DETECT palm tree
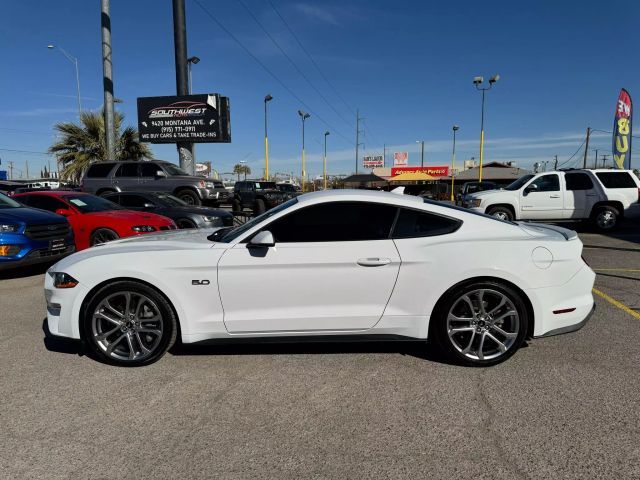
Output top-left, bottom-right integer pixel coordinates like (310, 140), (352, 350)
(49, 110), (153, 181)
(233, 163), (251, 181)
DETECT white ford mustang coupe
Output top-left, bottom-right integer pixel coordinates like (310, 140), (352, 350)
(45, 189), (595, 367)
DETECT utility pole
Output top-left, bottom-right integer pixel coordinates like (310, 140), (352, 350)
(101, 0), (116, 161)
(173, 0), (195, 174)
(601, 154), (609, 169)
(8, 161), (13, 180)
(553, 155), (558, 170)
(593, 149), (598, 169)
(383, 143), (386, 168)
(582, 127), (591, 169)
(25, 160), (29, 180)
(355, 109), (364, 174)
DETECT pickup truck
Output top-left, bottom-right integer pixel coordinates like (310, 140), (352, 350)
(464, 169), (640, 230)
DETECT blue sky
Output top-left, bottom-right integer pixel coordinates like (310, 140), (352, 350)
(0, 0), (639, 179)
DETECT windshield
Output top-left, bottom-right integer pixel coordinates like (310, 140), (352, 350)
(160, 163), (190, 176)
(504, 174), (534, 191)
(152, 193), (188, 207)
(67, 195), (123, 213)
(209, 197), (298, 243)
(0, 192), (21, 208)
(255, 182), (277, 190)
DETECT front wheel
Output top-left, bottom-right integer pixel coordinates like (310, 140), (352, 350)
(592, 206), (619, 231)
(486, 206), (514, 222)
(254, 198), (266, 214)
(431, 281), (528, 366)
(176, 189), (201, 206)
(83, 281), (177, 366)
(90, 228), (119, 246)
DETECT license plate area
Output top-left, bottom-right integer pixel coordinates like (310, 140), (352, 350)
(50, 239), (66, 251)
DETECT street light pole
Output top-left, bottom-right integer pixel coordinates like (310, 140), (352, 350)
(324, 131), (330, 190)
(100, 0), (116, 161)
(264, 94), (273, 180)
(298, 110), (310, 192)
(451, 125), (459, 202)
(187, 56), (200, 94)
(473, 74), (499, 182)
(416, 140), (425, 167)
(47, 45), (82, 119)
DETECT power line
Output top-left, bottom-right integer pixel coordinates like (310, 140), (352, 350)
(265, 0), (355, 117)
(236, 0), (354, 131)
(191, 0), (354, 147)
(558, 136), (586, 168)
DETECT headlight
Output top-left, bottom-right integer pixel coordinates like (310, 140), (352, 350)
(0, 224), (19, 232)
(49, 272), (79, 289)
(471, 199), (482, 207)
(132, 225), (156, 232)
(202, 215), (221, 224)
(0, 245), (20, 256)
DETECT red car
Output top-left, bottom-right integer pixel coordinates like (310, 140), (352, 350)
(14, 191), (176, 250)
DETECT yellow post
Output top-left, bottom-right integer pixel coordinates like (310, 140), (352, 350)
(479, 129), (484, 183)
(301, 148), (306, 193)
(264, 136), (269, 180)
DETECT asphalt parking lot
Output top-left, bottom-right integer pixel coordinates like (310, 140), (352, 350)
(1, 222), (639, 479)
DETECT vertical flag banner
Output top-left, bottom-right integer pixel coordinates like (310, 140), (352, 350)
(613, 89), (632, 169)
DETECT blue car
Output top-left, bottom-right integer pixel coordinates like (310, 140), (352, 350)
(0, 192), (75, 270)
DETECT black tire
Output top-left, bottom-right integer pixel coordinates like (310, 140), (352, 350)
(97, 189), (116, 198)
(232, 199), (242, 213)
(486, 206), (514, 222)
(254, 198), (266, 215)
(176, 218), (197, 229)
(176, 189), (201, 206)
(430, 280), (529, 367)
(90, 228), (119, 246)
(83, 280), (177, 367)
(592, 205), (619, 231)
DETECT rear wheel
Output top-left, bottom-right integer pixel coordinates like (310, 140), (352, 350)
(486, 206), (514, 222)
(90, 228), (119, 246)
(176, 189), (201, 206)
(83, 281), (177, 366)
(432, 281), (528, 366)
(592, 206), (619, 231)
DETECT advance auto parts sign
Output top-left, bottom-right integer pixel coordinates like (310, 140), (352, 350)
(137, 94), (231, 144)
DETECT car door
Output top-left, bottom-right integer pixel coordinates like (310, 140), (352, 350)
(563, 172), (597, 219)
(118, 193), (151, 211)
(519, 173), (564, 220)
(112, 163), (140, 191)
(217, 201), (401, 333)
(138, 162), (165, 192)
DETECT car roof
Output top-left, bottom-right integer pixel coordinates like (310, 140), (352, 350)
(14, 190), (88, 197)
(297, 189), (424, 207)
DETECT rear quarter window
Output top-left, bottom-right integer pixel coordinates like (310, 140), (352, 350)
(85, 163), (116, 178)
(393, 208), (462, 238)
(596, 172), (637, 188)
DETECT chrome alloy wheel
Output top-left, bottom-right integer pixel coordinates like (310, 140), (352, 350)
(446, 289), (520, 361)
(492, 211), (509, 221)
(92, 291), (164, 362)
(596, 210), (616, 230)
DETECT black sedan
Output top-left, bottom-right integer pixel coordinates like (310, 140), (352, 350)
(104, 191), (233, 229)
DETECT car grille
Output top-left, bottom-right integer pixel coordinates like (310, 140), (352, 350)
(31, 246), (74, 258)
(24, 223), (70, 240)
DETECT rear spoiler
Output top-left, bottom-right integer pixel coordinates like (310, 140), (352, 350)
(516, 222), (578, 241)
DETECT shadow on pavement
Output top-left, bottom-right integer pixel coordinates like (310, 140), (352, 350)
(0, 262), (53, 280)
(42, 318), (85, 356)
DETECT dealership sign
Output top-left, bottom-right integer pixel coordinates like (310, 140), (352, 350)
(391, 166), (449, 177)
(137, 94), (231, 144)
(363, 155), (384, 168)
(393, 152), (408, 166)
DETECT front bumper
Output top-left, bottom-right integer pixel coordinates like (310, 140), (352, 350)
(45, 271), (87, 340)
(0, 245), (75, 271)
(199, 188), (230, 202)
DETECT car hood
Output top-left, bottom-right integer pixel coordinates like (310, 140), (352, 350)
(85, 209), (172, 224)
(467, 189), (509, 200)
(160, 205), (232, 217)
(0, 207), (66, 225)
(51, 227), (223, 271)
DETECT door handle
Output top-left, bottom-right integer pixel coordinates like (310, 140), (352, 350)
(357, 257), (391, 267)
(550, 194), (560, 198)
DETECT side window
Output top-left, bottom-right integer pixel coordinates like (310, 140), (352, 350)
(139, 163), (160, 177)
(596, 172), (637, 188)
(529, 174), (559, 192)
(115, 163), (139, 177)
(393, 208), (461, 238)
(119, 194), (148, 208)
(21, 195), (67, 213)
(265, 201), (397, 243)
(565, 173), (594, 191)
(86, 162), (116, 178)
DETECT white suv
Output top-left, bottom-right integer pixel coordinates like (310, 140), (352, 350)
(465, 169), (640, 230)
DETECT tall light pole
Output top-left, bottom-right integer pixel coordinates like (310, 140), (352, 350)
(187, 56), (200, 94)
(416, 140), (425, 167)
(47, 45), (82, 119)
(473, 74), (499, 182)
(298, 110), (310, 191)
(451, 125), (459, 202)
(100, 0), (116, 161)
(264, 94), (273, 180)
(323, 131), (330, 190)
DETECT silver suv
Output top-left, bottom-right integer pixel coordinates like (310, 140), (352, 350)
(81, 161), (229, 206)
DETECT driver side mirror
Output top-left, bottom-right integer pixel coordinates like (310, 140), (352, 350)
(155, 170), (167, 178)
(523, 183), (538, 196)
(248, 230), (275, 248)
(55, 208), (73, 217)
